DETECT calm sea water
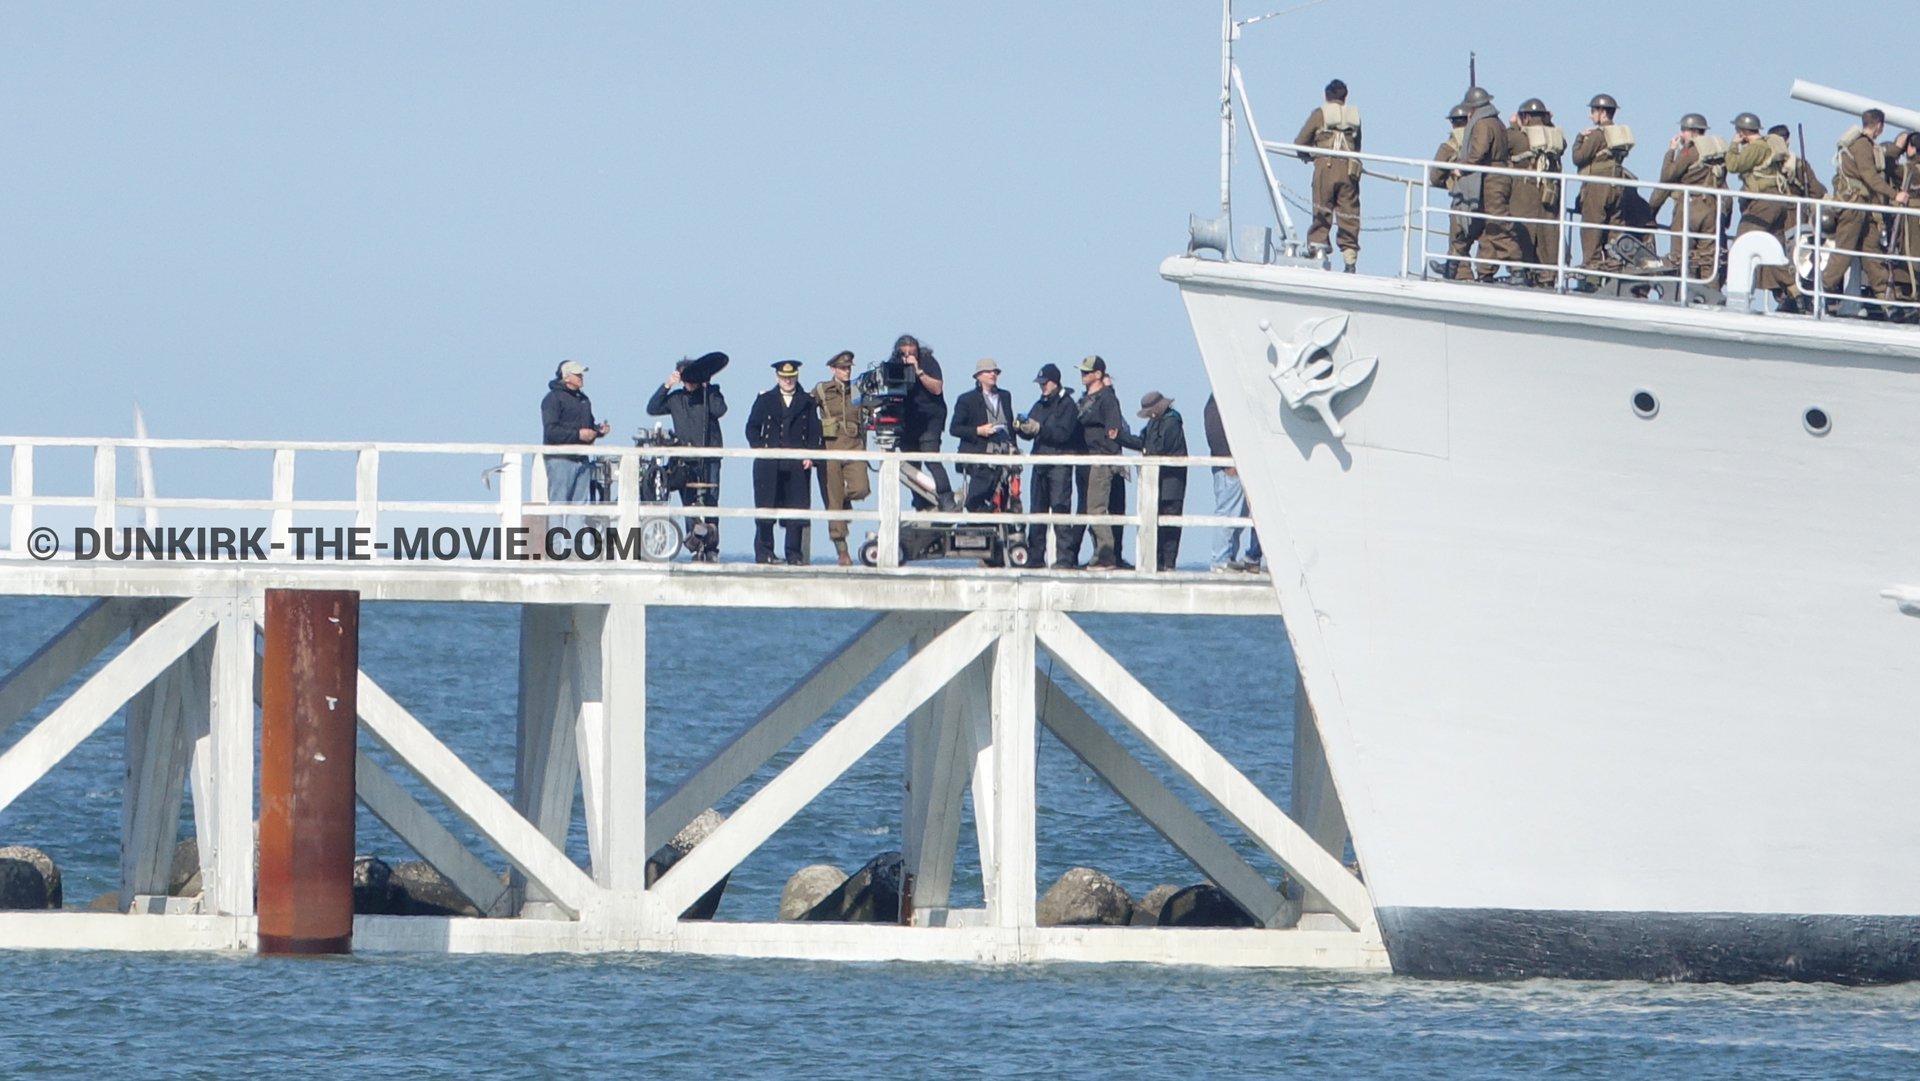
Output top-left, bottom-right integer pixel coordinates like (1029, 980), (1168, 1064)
(1, 594), (1916, 1078)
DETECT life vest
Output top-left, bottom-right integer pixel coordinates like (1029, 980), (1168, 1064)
(1601, 124), (1635, 161)
(1317, 103), (1361, 151)
(1691, 134), (1729, 184)
(1514, 124), (1566, 169)
(1833, 126), (1887, 200)
(1746, 134), (1792, 194)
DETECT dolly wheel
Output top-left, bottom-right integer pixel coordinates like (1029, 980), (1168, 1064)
(858, 540), (881, 567)
(1007, 543), (1031, 568)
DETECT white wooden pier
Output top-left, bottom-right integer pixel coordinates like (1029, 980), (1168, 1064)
(0, 436), (1383, 970)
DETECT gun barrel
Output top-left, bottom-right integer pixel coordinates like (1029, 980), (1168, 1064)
(1789, 79), (1920, 133)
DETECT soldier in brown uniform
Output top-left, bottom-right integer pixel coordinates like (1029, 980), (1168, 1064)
(1650, 113), (1728, 285)
(1769, 125), (1827, 204)
(1724, 114), (1805, 308)
(1888, 132), (1920, 319)
(1453, 87), (1526, 280)
(1572, 94), (1633, 279)
(1822, 108), (1908, 309)
(1507, 98), (1565, 286)
(811, 351), (871, 565)
(1294, 79), (1362, 272)
(1430, 104), (1471, 278)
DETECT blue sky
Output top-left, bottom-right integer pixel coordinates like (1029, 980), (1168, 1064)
(1, 1), (1911, 483)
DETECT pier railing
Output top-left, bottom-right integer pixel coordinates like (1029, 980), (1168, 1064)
(1, 437), (1256, 573)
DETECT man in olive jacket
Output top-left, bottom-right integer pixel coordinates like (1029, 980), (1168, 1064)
(1072, 355), (1131, 570)
(745, 360), (822, 564)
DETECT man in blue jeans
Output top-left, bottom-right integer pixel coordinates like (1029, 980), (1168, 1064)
(541, 360), (609, 531)
(1204, 395), (1262, 571)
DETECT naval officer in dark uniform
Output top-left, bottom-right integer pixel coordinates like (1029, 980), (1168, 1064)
(746, 359), (823, 564)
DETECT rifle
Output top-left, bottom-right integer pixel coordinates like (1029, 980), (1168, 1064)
(1469, 52), (1476, 92)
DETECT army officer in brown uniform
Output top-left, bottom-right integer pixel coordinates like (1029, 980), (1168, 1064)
(812, 351), (871, 565)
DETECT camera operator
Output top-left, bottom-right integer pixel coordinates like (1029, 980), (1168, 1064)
(891, 334), (957, 512)
(949, 358), (1016, 512)
(647, 352), (728, 561)
(540, 360), (609, 531)
(1016, 363), (1082, 568)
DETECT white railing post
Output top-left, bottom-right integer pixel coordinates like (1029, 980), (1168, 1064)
(1138, 462), (1160, 576)
(92, 445), (116, 534)
(9, 445), (31, 555)
(269, 449), (295, 557)
(616, 451), (639, 533)
(877, 456), (901, 569)
(354, 448), (380, 536)
(500, 452), (524, 534)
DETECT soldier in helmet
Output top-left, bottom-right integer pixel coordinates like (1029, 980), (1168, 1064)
(1889, 132), (1920, 320)
(1430, 103), (1473, 278)
(1452, 86), (1527, 281)
(1650, 113), (1729, 286)
(1821, 108), (1906, 313)
(1507, 98), (1566, 286)
(1768, 124), (1826, 202)
(1724, 113), (1806, 309)
(1293, 79), (1363, 272)
(1571, 93), (1633, 281)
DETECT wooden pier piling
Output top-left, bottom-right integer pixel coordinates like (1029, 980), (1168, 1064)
(257, 588), (359, 955)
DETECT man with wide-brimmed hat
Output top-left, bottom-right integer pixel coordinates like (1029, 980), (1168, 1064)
(1125, 391), (1188, 572)
(1016, 362), (1082, 567)
(949, 357), (1017, 513)
(811, 350), (870, 565)
(745, 360), (822, 564)
(648, 351), (729, 561)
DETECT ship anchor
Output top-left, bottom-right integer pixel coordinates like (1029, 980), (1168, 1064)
(1259, 315), (1377, 439)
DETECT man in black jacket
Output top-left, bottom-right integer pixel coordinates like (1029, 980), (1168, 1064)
(1073, 355), (1132, 570)
(1123, 392), (1187, 571)
(745, 360), (822, 564)
(540, 360), (610, 530)
(892, 334), (957, 512)
(647, 352), (728, 561)
(1016, 363), (1081, 567)
(948, 358), (1017, 512)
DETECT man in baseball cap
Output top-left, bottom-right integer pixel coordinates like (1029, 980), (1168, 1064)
(540, 360), (610, 534)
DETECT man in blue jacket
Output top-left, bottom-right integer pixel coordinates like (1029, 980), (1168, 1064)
(745, 360), (822, 564)
(1016, 363), (1082, 567)
(540, 360), (609, 530)
(948, 358), (1017, 512)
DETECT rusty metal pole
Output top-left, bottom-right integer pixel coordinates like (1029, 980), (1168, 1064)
(257, 589), (359, 955)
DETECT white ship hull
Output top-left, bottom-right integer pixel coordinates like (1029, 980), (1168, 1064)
(1167, 256), (1920, 982)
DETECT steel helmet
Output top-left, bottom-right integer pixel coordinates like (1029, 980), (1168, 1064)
(1447, 103), (1471, 121)
(1679, 113), (1709, 132)
(1460, 86), (1493, 109)
(1589, 93), (1619, 111)
(1731, 112), (1763, 133)
(1518, 98), (1549, 115)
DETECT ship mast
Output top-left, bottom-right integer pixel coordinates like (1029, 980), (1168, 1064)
(1219, 0), (1235, 222)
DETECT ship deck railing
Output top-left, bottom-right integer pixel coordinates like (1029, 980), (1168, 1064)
(1247, 138), (1920, 319)
(1, 436), (1253, 574)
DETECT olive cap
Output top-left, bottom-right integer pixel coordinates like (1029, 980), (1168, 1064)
(1589, 93), (1619, 111)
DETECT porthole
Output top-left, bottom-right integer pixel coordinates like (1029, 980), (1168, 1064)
(1804, 406), (1831, 436)
(1631, 389), (1659, 419)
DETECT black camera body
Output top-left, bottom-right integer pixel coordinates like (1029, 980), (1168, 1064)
(854, 360), (916, 450)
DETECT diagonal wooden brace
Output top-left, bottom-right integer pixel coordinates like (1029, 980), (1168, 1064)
(356, 671), (597, 918)
(1034, 610), (1372, 930)
(649, 611), (997, 920)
